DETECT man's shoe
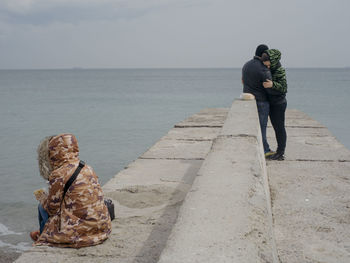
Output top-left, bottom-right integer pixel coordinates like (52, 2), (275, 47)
(270, 152), (285, 161)
(265, 151), (275, 159)
(30, 230), (40, 241)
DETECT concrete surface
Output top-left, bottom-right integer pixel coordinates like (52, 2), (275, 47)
(140, 139), (213, 160)
(14, 101), (350, 263)
(163, 127), (222, 141)
(174, 108), (228, 128)
(158, 136), (276, 263)
(281, 109), (325, 128)
(266, 110), (350, 263)
(158, 100), (278, 263)
(15, 108), (228, 263)
(220, 99), (260, 137)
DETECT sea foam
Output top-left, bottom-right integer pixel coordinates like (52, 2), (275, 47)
(0, 239), (31, 251)
(0, 223), (22, 236)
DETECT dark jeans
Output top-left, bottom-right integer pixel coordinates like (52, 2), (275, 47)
(38, 204), (49, 234)
(256, 101), (270, 153)
(269, 102), (287, 154)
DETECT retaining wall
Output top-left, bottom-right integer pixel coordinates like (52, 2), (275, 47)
(158, 100), (278, 263)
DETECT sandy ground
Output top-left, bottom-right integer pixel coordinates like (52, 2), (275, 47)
(0, 249), (20, 263)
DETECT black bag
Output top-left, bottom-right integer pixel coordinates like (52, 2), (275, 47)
(104, 199), (115, 221)
(63, 161), (115, 221)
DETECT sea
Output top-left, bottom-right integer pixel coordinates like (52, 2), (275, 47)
(0, 68), (349, 259)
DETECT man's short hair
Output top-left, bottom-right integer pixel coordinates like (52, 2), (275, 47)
(261, 52), (270, 62)
(255, 44), (269, 57)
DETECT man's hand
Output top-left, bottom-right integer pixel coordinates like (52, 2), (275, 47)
(263, 79), (273, 88)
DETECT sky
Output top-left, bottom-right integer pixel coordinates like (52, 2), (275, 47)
(0, 0), (349, 69)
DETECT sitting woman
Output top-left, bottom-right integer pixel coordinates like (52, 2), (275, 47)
(31, 133), (112, 248)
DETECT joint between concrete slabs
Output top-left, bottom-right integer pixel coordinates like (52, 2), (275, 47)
(174, 125), (223, 128)
(139, 157), (205, 161)
(291, 159), (350, 162)
(218, 134), (257, 139)
(284, 126), (327, 129)
(164, 138), (213, 142)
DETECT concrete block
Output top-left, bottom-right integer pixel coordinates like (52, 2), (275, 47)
(103, 159), (203, 191)
(175, 108), (228, 128)
(163, 127), (222, 141)
(267, 129), (350, 161)
(15, 109), (223, 263)
(220, 100), (260, 137)
(158, 136), (275, 263)
(266, 108), (350, 161)
(141, 139), (212, 160)
(267, 110), (324, 129)
(267, 161), (350, 263)
(267, 126), (331, 138)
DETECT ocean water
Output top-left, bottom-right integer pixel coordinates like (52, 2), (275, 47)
(0, 68), (349, 256)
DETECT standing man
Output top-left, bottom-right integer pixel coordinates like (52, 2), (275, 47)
(242, 44), (274, 157)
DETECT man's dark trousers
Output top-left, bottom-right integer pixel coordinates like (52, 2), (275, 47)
(256, 100), (270, 153)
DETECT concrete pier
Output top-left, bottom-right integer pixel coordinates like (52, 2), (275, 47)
(158, 100), (278, 263)
(266, 110), (350, 262)
(15, 100), (350, 263)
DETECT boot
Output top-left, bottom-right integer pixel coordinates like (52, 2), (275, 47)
(270, 152), (285, 161)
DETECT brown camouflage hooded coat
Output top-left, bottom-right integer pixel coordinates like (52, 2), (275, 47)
(35, 133), (111, 248)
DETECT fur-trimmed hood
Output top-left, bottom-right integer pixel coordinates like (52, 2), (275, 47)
(35, 133), (111, 248)
(37, 134), (79, 180)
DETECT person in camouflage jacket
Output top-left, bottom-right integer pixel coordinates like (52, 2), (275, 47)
(31, 133), (112, 248)
(261, 49), (288, 160)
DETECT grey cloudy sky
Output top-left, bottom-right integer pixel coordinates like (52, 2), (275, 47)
(0, 0), (349, 69)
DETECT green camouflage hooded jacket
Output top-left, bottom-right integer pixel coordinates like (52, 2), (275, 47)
(265, 49), (287, 94)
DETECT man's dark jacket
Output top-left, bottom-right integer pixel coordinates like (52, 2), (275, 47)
(242, 57), (271, 101)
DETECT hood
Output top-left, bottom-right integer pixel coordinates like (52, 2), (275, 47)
(37, 136), (54, 180)
(37, 133), (79, 180)
(266, 49), (281, 71)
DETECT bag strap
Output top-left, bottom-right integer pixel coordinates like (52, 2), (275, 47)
(62, 160), (85, 201)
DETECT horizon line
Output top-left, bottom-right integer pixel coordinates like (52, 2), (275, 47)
(0, 66), (349, 71)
